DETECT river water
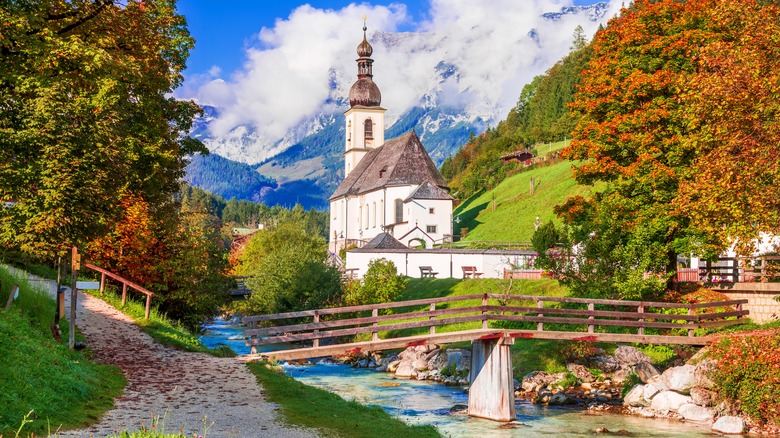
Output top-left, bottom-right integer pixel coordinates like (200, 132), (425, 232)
(200, 318), (719, 438)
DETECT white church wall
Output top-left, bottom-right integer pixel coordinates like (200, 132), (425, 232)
(346, 250), (535, 279)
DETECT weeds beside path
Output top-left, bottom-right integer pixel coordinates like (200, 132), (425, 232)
(57, 292), (318, 438)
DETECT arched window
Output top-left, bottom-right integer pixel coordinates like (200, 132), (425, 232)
(372, 202), (376, 228)
(364, 203), (369, 229)
(364, 119), (373, 140)
(347, 120), (352, 146)
(394, 199), (403, 224)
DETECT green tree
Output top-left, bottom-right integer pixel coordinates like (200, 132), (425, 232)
(343, 258), (406, 306)
(0, 0), (205, 259)
(235, 220), (342, 315)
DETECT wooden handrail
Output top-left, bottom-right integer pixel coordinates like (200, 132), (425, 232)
(83, 263), (154, 319)
(242, 294), (750, 353)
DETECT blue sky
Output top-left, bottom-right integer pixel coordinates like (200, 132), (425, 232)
(177, 0), (604, 85)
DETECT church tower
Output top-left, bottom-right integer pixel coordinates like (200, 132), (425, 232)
(344, 20), (385, 178)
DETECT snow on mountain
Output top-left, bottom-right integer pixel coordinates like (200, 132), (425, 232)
(185, 3), (612, 207)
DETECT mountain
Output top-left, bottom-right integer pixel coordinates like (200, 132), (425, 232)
(184, 3), (611, 210)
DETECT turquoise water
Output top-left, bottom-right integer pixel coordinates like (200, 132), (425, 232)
(200, 318), (719, 437)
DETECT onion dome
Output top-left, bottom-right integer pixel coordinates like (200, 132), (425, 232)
(349, 77), (382, 107)
(349, 18), (381, 107)
(357, 24), (373, 57)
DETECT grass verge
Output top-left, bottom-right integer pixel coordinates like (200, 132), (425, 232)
(0, 266), (126, 437)
(82, 286), (235, 358)
(247, 362), (441, 438)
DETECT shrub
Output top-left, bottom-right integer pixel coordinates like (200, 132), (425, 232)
(708, 329), (780, 425)
(343, 259), (407, 306)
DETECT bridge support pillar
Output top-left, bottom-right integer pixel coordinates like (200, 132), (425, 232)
(468, 336), (516, 422)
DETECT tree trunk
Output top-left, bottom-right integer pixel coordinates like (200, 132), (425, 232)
(666, 250), (679, 291)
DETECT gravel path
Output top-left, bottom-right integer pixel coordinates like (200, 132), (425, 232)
(46, 287), (319, 438)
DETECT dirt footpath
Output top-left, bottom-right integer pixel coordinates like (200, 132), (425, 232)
(56, 291), (319, 438)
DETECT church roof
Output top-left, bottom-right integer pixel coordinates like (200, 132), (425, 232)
(405, 180), (454, 202)
(362, 233), (408, 249)
(330, 131), (449, 200)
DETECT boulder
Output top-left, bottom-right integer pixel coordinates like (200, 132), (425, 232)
(642, 383), (661, 403)
(536, 388), (553, 404)
(387, 360), (401, 373)
(427, 350), (449, 372)
(395, 361), (416, 378)
(521, 371), (558, 392)
(591, 355), (620, 373)
(690, 387), (717, 407)
(549, 392), (576, 406)
(662, 364), (695, 394)
(650, 390), (692, 412)
(445, 349), (466, 367)
(634, 361), (660, 383)
(693, 359), (717, 390)
(614, 345), (651, 367)
(455, 351), (471, 374)
(611, 368), (630, 384)
(712, 416), (745, 434)
(566, 363), (595, 382)
(412, 358), (429, 371)
(624, 384), (649, 407)
(678, 404), (715, 422)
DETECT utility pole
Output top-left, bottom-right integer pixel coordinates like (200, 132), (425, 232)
(69, 247), (80, 350)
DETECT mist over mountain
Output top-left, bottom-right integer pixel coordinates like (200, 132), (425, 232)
(182, 2), (618, 209)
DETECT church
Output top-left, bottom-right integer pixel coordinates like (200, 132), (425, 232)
(328, 24), (454, 254)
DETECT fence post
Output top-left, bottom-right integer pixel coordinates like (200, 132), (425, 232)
(587, 302), (594, 334)
(144, 293), (152, 320)
(372, 308), (379, 341)
(637, 304), (645, 336)
(121, 282), (127, 306)
(313, 311), (320, 348)
(99, 272), (105, 294)
(429, 302), (436, 335)
(688, 306), (695, 337)
(537, 300), (544, 331)
(482, 294), (488, 329)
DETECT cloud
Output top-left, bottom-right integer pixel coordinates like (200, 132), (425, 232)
(179, 1), (622, 148)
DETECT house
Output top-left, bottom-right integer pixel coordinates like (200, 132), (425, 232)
(329, 23), (454, 253)
(500, 149), (535, 166)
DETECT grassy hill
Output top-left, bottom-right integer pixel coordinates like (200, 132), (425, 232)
(453, 157), (601, 243)
(0, 267), (125, 436)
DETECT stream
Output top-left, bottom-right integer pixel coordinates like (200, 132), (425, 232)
(200, 317), (719, 437)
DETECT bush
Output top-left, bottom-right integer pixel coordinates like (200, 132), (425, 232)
(343, 259), (407, 306)
(708, 329), (780, 425)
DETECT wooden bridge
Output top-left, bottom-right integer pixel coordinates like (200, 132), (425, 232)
(239, 293), (748, 422)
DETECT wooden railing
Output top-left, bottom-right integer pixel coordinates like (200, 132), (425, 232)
(83, 263), (154, 319)
(696, 256), (780, 283)
(243, 294), (749, 355)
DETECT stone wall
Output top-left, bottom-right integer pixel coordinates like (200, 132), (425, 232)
(713, 283), (780, 324)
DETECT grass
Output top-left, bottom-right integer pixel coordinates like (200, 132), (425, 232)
(82, 286), (235, 358)
(0, 266), (126, 437)
(247, 362), (441, 438)
(530, 139), (569, 157)
(453, 160), (602, 242)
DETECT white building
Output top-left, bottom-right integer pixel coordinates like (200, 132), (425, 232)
(329, 24), (454, 254)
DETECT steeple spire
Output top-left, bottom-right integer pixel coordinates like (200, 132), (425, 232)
(349, 18), (381, 107)
(356, 17), (374, 78)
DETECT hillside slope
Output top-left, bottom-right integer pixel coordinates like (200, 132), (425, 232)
(453, 158), (601, 242)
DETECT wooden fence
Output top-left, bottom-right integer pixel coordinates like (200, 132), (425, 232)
(503, 269), (544, 279)
(83, 263), (154, 319)
(243, 294), (749, 357)
(694, 256), (780, 283)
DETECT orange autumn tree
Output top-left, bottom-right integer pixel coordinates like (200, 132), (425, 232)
(87, 192), (232, 328)
(676, 1), (780, 254)
(541, 0), (780, 298)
